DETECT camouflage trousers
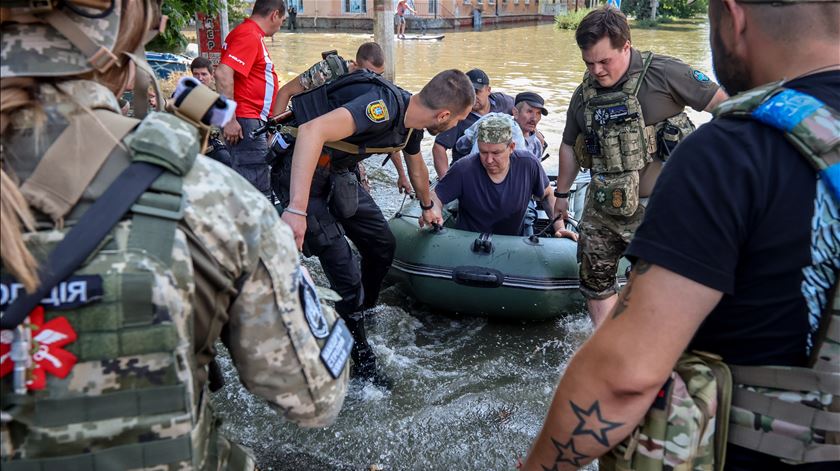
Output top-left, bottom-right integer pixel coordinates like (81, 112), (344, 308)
(577, 202), (646, 299)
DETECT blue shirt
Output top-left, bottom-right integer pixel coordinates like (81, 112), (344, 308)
(434, 149), (548, 235)
(523, 131), (545, 159)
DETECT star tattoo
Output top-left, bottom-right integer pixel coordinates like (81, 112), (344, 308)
(551, 437), (587, 466)
(570, 400), (623, 447)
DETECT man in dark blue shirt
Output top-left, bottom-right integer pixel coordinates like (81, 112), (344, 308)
(431, 116), (569, 237)
(432, 69), (515, 178)
(523, 1), (839, 470)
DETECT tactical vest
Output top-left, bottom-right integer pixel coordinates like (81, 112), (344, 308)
(576, 52), (696, 218)
(288, 69), (414, 169)
(601, 83), (840, 471)
(0, 112), (251, 470)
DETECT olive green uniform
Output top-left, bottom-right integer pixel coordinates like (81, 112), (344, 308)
(562, 49), (719, 299)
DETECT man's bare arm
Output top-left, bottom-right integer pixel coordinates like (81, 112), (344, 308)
(390, 151), (413, 194)
(404, 151), (443, 227)
(215, 63), (235, 99)
(556, 143), (579, 193)
(522, 262), (722, 470)
(432, 143), (450, 179)
(281, 108), (356, 248)
(274, 77), (305, 115)
(215, 64), (243, 144)
(704, 88), (729, 112)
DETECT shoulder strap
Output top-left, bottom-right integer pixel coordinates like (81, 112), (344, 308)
(279, 124), (413, 155)
(2, 112), (201, 330)
(715, 83), (840, 202)
(20, 110), (139, 226)
(1, 162), (164, 330)
(625, 51), (654, 97)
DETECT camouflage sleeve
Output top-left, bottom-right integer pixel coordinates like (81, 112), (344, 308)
(182, 157), (348, 427)
(298, 55), (352, 91)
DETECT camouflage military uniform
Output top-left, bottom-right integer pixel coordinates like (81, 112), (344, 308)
(1, 3), (348, 468)
(563, 49), (719, 299)
(0, 78), (348, 469)
(298, 54), (351, 91)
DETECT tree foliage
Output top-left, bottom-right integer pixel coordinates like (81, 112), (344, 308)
(147, 0), (250, 53)
(620, 0), (707, 21)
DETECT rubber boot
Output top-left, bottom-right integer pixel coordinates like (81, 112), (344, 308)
(344, 311), (392, 389)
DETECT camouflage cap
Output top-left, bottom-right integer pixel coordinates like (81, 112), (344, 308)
(476, 115), (514, 144)
(1, 2), (122, 78)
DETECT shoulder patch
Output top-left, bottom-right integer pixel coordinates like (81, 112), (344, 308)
(692, 69), (711, 82)
(366, 99), (390, 123)
(298, 270), (330, 339)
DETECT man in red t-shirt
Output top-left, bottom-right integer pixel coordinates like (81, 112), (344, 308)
(215, 0), (286, 197)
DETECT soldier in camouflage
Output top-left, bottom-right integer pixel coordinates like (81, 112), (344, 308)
(553, 6), (728, 327)
(0, 1), (349, 469)
(522, 0), (838, 470)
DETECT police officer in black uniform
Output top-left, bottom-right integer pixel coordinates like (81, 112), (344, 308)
(272, 69), (475, 386)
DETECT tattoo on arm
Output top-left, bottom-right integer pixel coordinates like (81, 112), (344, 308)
(542, 400), (624, 469)
(612, 260), (652, 319)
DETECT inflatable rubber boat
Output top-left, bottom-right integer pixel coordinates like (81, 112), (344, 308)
(387, 174), (630, 320)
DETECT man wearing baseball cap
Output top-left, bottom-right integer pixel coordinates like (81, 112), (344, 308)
(432, 69), (515, 178)
(513, 91), (549, 159)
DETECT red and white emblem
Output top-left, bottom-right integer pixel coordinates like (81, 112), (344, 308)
(0, 306), (78, 390)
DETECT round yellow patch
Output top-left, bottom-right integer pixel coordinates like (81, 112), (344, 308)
(366, 100), (389, 123)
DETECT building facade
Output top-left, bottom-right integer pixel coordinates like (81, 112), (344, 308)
(282, 0), (563, 29)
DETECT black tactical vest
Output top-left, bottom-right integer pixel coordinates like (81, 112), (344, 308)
(290, 70), (411, 168)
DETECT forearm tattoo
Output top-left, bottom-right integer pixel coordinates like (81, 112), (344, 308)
(542, 400), (624, 470)
(612, 259), (651, 319)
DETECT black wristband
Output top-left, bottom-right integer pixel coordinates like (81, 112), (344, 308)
(420, 199), (434, 210)
(554, 190), (570, 199)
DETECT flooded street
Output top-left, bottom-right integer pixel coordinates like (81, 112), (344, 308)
(212, 21), (717, 470)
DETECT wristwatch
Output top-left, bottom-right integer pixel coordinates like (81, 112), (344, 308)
(554, 190), (570, 199)
(420, 200), (434, 210)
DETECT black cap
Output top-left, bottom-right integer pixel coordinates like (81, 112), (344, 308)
(466, 69), (490, 89)
(515, 91), (549, 116)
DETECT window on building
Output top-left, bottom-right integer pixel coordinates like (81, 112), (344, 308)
(488, 0), (495, 4)
(429, 0), (438, 14)
(514, 0), (520, 4)
(344, 0), (366, 13)
(288, 0), (303, 12)
(464, 0), (471, 4)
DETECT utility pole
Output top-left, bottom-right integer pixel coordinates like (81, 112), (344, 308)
(373, 0), (396, 82)
(220, 0), (230, 40)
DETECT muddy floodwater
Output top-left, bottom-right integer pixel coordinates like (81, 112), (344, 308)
(212, 20), (717, 470)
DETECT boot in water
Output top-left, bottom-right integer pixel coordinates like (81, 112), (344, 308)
(345, 310), (393, 389)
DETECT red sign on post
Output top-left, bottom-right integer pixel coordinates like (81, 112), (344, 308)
(196, 13), (223, 66)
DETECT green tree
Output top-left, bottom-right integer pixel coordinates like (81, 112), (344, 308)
(147, 0), (251, 53)
(659, 0), (707, 18)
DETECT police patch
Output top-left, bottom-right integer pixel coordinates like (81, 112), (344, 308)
(298, 271), (330, 339)
(692, 69), (711, 82)
(366, 100), (389, 123)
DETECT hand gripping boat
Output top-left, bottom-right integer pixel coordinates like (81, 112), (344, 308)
(387, 175), (631, 320)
